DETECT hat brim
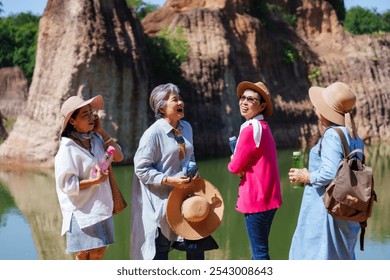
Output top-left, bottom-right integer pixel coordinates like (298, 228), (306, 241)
(309, 87), (345, 125)
(237, 81), (273, 117)
(61, 95), (104, 133)
(166, 178), (224, 240)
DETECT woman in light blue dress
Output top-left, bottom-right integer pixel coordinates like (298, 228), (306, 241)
(288, 82), (364, 260)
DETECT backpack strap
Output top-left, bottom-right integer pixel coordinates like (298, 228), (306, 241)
(318, 127), (349, 157)
(333, 127), (350, 157)
(360, 221), (367, 251)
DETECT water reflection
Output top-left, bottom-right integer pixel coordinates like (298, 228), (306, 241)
(0, 145), (389, 260)
(0, 209), (38, 260)
(0, 170), (72, 260)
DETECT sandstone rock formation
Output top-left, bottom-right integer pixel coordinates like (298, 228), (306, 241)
(296, 0), (390, 144)
(0, 0), (150, 168)
(142, 0), (389, 153)
(0, 67), (28, 119)
(0, 111), (7, 140)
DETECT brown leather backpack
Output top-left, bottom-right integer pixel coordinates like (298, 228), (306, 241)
(322, 128), (377, 251)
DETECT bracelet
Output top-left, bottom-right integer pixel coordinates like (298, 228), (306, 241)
(104, 137), (113, 145)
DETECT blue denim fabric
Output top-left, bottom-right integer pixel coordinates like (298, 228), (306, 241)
(153, 228), (205, 260)
(66, 214), (115, 253)
(244, 209), (277, 260)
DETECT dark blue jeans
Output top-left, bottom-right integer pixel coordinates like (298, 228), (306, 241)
(244, 208), (277, 260)
(153, 228), (204, 260)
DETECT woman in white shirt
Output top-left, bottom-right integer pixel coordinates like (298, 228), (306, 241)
(55, 95), (123, 260)
(130, 83), (218, 260)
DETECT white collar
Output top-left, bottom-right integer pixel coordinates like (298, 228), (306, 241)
(239, 114), (264, 148)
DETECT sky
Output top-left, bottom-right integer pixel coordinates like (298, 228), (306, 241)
(1, 0), (390, 17)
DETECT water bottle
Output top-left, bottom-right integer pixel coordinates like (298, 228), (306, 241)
(229, 136), (237, 154)
(187, 161), (199, 178)
(92, 146), (115, 178)
(291, 151), (304, 188)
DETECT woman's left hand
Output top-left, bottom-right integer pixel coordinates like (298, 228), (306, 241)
(93, 115), (104, 135)
(289, 168), (310, 183)
(165, 176), (192, 188)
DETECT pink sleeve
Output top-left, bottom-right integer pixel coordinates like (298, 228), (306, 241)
(227, 125), (257, 174)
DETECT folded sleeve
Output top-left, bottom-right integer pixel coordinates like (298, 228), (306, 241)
(55, 147), (80, 196)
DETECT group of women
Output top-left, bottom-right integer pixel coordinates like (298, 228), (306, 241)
(54, 80), (364, 260)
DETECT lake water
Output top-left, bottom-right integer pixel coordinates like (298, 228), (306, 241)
(0, 145), (389, 260)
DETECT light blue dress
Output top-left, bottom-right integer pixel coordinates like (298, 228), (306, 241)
(289, 126), (364, 260)
(130, 118), (195, 260)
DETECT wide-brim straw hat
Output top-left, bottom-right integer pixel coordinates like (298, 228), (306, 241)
(309, 82), (356, 126)
(60, 95), (104, 133)
(166, 178), (224, 240)
(237, 81), (273, 117)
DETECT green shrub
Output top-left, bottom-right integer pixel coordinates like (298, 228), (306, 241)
(343, 7), (390, 34)
(308, 67), (321, 85)
(147, 27), (189, 84)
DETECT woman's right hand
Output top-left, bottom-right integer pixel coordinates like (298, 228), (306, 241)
(79, 165), (109, 190)
(164, 176), (191, 188)
(94, 165), (109, 184)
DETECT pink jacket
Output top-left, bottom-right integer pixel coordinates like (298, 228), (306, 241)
(228, 120), (282, 213)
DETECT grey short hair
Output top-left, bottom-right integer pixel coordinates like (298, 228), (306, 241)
(149, 83), (180, 119)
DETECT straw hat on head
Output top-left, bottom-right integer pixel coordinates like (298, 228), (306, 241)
(60, 95), (104, 133)
(309, 82), (356, 126)
(237, 81), (273, 117)
(166, 178), (224, 240)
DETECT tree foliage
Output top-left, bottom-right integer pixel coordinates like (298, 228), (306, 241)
(126, 0), (159, 20)
(343, 6), (390, 34)
(146, 27), (189, 85)
(0, 12), (39, 82)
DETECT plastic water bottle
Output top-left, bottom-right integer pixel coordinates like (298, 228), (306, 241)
(229, 136), (237, 154)
(291, 151), (304, 188)
(187, 161), (198, 178)
(92, 146), (115, 178)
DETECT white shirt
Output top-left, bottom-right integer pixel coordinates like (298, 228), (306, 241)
(55, 134), (113, 236)
(130, 118), (195, 260)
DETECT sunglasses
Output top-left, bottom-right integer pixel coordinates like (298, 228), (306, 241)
(239, 95), (259, 104)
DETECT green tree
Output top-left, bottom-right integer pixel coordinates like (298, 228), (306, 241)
(126, 0), (159, 20)
(343, 6), (390, 34)
(147, 27), (189, 84)
(0, 12), (39, 81)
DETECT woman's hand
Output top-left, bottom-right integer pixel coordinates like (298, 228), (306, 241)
(289, 168), (310, 184)
(93, 165), (109, 184)
(93, 115), (104, 135)
(79, 165), (109, 190)
(164, 176), (191, 188)
(93, 115), (124, 162)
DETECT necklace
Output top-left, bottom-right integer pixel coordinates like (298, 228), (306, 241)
(70, 130), (93, 141)
(73, 137), (94, 157)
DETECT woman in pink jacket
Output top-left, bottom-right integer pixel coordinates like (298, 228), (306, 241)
(228, 81), (282, 260)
